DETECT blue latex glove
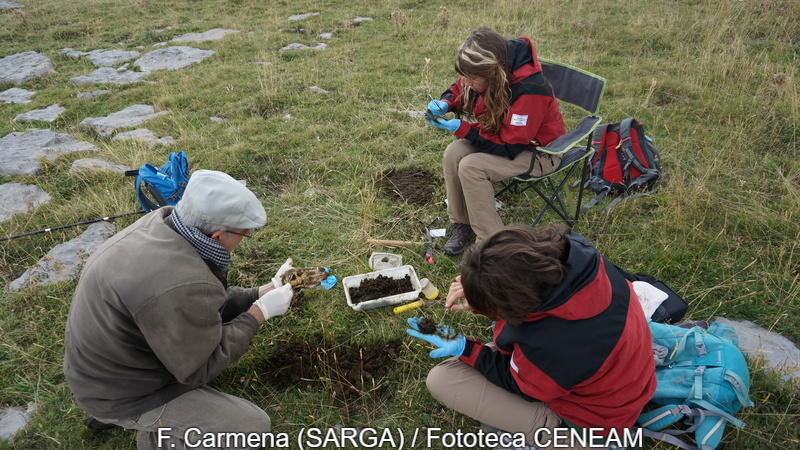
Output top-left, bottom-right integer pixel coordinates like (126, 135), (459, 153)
(406, 317), (466, 358)
(427, 99), (449, 116)
(426, 117), (461, 132)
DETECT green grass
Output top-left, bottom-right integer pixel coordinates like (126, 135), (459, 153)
(1, 0), (798, 448)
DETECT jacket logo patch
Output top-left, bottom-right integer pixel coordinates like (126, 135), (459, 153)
(510, 114), (528, 126)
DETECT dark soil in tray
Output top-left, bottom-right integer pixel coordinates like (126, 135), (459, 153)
(262, 334), (402, 400)
(376, 167), (441, 206)
(348, 274), (413, 304)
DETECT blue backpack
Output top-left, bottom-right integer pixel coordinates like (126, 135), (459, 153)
(637, 321), (754, 450)
(126, 151), (190, 212)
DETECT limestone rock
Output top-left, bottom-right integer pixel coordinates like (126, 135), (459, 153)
(0, 2), (25, 9)
(85, 49), (141, 67)
(0, 129), (97, 176)
(171, 28), (241, 43)
(13, 104), (66, 123)
(0, 183), (52, 223)
(79, 105), (170, 137)
(716, 317), (800, 381)
(69, 157), (131, 175)
(70, 67), (152, 86)
(288, 12), (319, 21)
(134, 46), (215, 72)
(0, 88), (36, 104)
(8, 222), (116, 292)
(77, 90), (112, 100)
(112, 128), (174, 148)
(279, 42), (327, 52)
(0, 403), (36, 442)
(0, 51), (55, 85)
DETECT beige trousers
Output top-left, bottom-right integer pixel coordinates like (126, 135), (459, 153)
(426, 357), (591, 450)
(95, 386), (271, 450)
(443, 139), (561, 239)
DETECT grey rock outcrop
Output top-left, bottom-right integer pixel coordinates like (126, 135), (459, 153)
(0, 129), (97, 176)
(0, 2), (25, 9)
(716, 317), (800, 381)
(279, 42), (327, 52)
(70, 67), (152, 86)
(112, 128), (174, 148)
(134, 46), (215, 72)
(0, 183), (52, 223)
(8, 222), (116, 292)
(86, 49), (141, 67)
(69, 158), (131, 175)
(0, 403), (36, 442)
(13, 104), (66, 123)
(79, 105), (170, 137)
(171, 28), (241, 43)
(0, 88), (36, 104)
(288, 12), (319, 21)
(0, 51), (55, 85)
(59, 48), (139, 67)
(77, 90), (112, 100)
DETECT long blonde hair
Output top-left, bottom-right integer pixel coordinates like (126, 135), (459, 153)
(454, 27), (510, 136)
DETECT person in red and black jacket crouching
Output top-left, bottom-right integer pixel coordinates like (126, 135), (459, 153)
(407, 224), (656, 450)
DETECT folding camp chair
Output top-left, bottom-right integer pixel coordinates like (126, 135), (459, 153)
(495, 58), (606, 227)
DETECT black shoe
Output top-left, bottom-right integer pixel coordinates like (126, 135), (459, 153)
(443, 223), (475, 255)
(83, 415), (119, 431)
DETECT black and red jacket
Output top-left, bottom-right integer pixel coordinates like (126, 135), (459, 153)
(440, 37), (566, 160)
(458, 232), (656, 433)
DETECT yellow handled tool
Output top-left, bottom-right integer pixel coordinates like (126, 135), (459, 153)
(393, 300), (426, 314)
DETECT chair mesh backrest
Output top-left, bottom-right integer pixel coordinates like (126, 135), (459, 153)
(540, 58), (605, 115)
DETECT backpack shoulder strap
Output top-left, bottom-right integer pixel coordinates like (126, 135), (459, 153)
(134, 164), (166, 212)
(619, 118), (660, 175)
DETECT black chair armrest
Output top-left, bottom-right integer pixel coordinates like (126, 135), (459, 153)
(538, 115), (602, 155)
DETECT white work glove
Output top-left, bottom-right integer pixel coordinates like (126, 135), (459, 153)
(271, 257), (294, 288)
(254, 284), (294, 319)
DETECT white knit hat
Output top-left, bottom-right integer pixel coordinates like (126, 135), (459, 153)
(180, 170), (266, 229)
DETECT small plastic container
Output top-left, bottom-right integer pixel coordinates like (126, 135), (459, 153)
(369, 252), (403, 271)
(344, 265), (421, 311)
(419, 278), (440, 300)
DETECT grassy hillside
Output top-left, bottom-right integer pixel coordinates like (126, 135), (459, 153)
(1, 0), (797, 448)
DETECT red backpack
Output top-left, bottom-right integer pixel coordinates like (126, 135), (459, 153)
(581, 117), (662, 212)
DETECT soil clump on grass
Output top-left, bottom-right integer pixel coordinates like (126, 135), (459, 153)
(376, 167), (440, 206)
(348, 274), (412, 304)
(263, 334), (402, 400)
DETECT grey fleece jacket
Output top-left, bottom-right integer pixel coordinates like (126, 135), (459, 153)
(63, 207), (260, 419)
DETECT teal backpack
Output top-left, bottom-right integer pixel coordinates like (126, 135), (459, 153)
(126, 151), (190, 212)
(637, 321), (754, 450)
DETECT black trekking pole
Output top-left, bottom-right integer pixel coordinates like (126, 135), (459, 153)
(0, 210), (146, 242)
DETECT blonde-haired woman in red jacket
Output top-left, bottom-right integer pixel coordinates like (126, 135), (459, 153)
(426, 26), (565, 255)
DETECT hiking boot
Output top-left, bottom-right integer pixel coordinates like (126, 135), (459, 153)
(83, 415), (119, 431)
(443, 223), (475, 255)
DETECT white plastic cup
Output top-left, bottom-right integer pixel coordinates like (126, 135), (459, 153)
(419, 278), (439, 300)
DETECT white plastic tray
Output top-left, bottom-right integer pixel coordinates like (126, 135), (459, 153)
(344, 265), (421, 311)
(368, 252), (403, 271)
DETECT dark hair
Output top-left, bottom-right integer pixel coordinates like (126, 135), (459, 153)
(460, 224), (570, 326)
(454, 26), (510, 135)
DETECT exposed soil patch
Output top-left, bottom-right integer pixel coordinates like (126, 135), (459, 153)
(263, 335), (402, 400)
(376, 167), (440, 206)
(348, 274), (412, 304)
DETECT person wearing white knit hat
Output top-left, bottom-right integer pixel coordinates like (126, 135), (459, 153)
(64, 169), (303, 449)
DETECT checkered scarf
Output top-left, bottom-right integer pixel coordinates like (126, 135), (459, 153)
(171, 210), (231, 272)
